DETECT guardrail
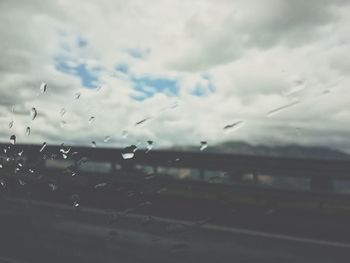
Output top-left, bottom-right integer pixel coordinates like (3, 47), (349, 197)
(1, 143), (350, 194)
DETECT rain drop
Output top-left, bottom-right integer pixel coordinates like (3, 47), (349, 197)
(91, 141), (97, 148)
(39, 142), (47, 152)
(18, 150), (24, 157)
(146, 140), (153, 152)
(74, 92), (81, 100)
(40, 82), (47, 93)
(60, 146), (71, 155)
(121, 145), (137, 159)
(9, 120), (14, 129)
(283, 78), (306, 97)
(60, 120), (67, 127)
(135, 117), (151, 126)
(0, 179), (6, 188)
(10, 135), (16, 145)
(18, 179), (26, 186)
(30, 107), (37, 120)
(88, 116), (95, 124)
(103, 136), (111, 143)
(60, 108), (66, 117)
(121, 130), (128, 138)
(267, 100), (300, 117)
(72, 194), (80, 208)
(49, 183), (58, 191)
(26, 127), (31, 136)
(94, 182), (107, 189)
(200, 141), (208, 151)
(223, 120), (245, 133)
(0, 158), (3, 168)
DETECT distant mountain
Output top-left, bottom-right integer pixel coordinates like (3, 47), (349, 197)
(170, 141), (350, 160)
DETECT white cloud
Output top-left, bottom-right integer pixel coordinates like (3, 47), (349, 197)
(1, 0), (350, 153)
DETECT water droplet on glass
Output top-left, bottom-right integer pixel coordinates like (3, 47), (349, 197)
(60, 120), (67, 127)
(0, 179), (6, 188)
(26, 127), (31, 136)
(30, 107), (37, 120)
(267, 100), (300, 117)
(121, 145), (137, 159)
(135, 117), (151, 126)
(18, 150), (24, 156)
(103, 136), (111, 143)
(223, 120), (245, 133)
(0, 158), (3, 168)
(94, 182), (107, 189)
(60, 145), (71, 154)
(74, 92), (81, 100)
(39, 142), (47, 152)
(88, 116), (95, 124)
(49, 183), (58, 191)
(91, 141), (97, 148)
(9, 120), (14, 129)
(29, 169), (34, 174)
(40, 82), (47, 93)
(10, 135), (16, 145)
(60, 108), (66, 117)
(200, 141), (208, 151)
(283, 78), (306, 97)
(71, 194), (80, 208)
(18, 179), (26, 186)
(146, 140), (153, 152)
(121, 130), (128, 138)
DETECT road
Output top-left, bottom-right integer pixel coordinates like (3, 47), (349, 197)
(0, 197), (349, 263)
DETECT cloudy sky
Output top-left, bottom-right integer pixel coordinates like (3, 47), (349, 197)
(1, 0), (350, 152)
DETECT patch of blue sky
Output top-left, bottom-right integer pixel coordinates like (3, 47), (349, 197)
(131, 76), (178, 101)
(55, 58), (101, 88)
(191, 75), (215, 96)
